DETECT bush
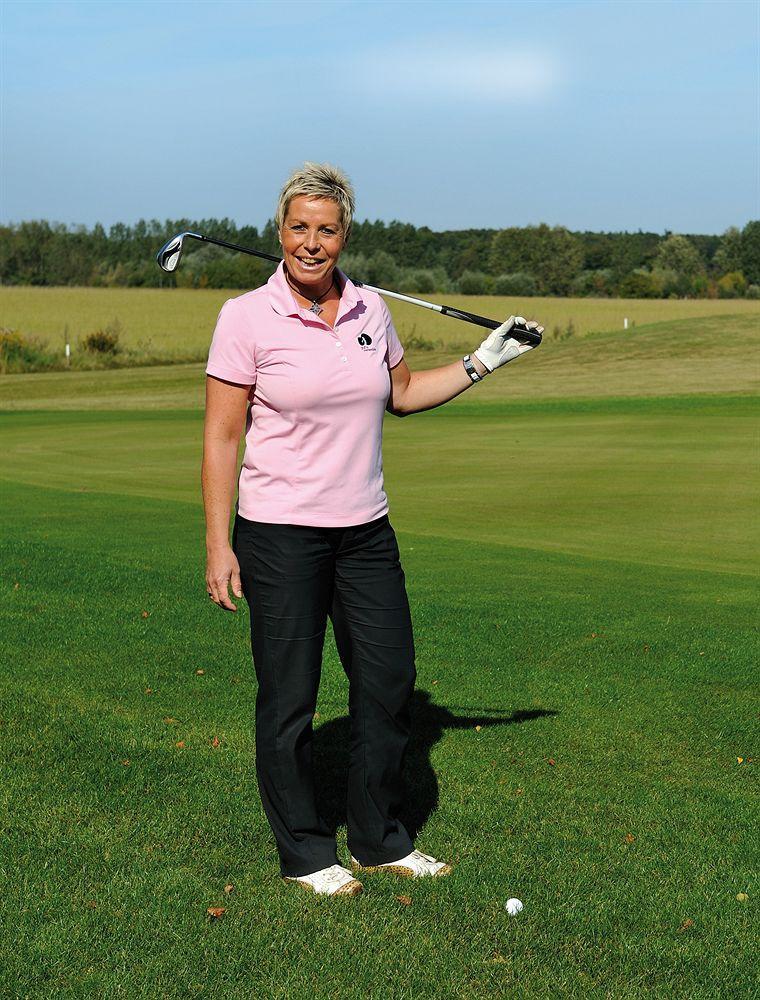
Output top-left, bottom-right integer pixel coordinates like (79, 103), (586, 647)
(717, 271), (747, 298)
(366, 250), (399, 287)
(397, 268), (438, 294)
(746, 284), (760, 299)
(492, 272), (537, 296)
(570, 269), (613, 297)
(551, 320), (576, 342)
(338, 252), (370, 283)
(0, 328), (59, 374)
(618, 270), (660, 298)
(457, 270), (491, 294)
(81, 317), (122, 354)
(396, 323), (443, 351)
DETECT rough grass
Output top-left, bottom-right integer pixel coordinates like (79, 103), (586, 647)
(0, 313), (757, 998)
(1, 283), (758, 364)
(1, 313), (758, 410)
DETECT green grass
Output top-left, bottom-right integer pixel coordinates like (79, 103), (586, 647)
(1, 315), (757, 998)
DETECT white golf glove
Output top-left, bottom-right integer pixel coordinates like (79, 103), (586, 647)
(473, 315), (543, 373)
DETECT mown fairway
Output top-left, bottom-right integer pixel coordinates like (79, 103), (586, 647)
(3, 282), (759, 359)
(0, 314), (757, 998)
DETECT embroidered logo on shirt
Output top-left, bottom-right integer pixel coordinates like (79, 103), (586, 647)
(357, 333), (376, 353)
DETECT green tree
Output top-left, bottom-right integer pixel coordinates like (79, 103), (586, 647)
(740, 221), (760, 284)
(712, 226), (742, 274)
(489, 224), (583, 294)
(654, 235), (702, 279)
(618, 270), (661, 298)
(366, 250), (399, 287)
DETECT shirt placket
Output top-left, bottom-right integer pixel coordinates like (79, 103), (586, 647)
(299, 310), (353, 372)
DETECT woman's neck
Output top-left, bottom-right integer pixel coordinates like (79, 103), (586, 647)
(284, 265), (337, 304)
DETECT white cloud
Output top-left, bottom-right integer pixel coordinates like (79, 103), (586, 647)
(348, 41), (562, 104)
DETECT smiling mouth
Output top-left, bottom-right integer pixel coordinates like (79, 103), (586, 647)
(296, 257), (326, 270)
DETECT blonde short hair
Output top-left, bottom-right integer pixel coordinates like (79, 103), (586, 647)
(275, 161), (356, 245)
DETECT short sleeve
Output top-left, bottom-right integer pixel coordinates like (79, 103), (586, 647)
(205, 298), (257, 386)
(379, 296), (404, 369)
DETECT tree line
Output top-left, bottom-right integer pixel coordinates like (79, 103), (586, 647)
(1, 217), (758, 299)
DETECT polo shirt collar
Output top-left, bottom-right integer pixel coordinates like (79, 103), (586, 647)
(267, 260), (362, 322)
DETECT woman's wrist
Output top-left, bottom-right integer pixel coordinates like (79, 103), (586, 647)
(206, 532), (232, 553)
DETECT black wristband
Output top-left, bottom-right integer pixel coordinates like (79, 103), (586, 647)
(462, 355), (486, 383)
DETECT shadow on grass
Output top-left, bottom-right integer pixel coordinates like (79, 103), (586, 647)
(313, 690), (558, 841)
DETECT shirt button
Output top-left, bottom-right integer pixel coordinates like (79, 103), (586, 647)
(335, 341), (342, 347)
(341, 357), (347, 362)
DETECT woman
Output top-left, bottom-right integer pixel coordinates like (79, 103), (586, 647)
(202, 161), (543, 897)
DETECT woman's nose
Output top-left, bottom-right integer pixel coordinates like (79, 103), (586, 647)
(303, 232), (322, 253)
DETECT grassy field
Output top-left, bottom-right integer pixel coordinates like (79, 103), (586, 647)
(2, 283), (759, 362)
(1, 314), (757, 998)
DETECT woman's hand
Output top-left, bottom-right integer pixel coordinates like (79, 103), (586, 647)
(473, 315), (544, 373)
(206, 544), (243, 612)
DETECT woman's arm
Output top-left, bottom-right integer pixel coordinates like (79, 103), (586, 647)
(202, 375), (250, 610)
(387, 315), (543, 417)
(386, 354), (489, 417)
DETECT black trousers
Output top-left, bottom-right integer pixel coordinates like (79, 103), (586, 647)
(232, 511), (417, 878)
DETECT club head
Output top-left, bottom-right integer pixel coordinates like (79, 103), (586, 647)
(155, 231), (201, 272)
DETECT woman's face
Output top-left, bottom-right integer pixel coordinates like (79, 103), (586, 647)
(279, 195), (345, 288)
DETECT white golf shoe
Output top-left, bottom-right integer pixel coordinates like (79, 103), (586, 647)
(282, 863), (363, 897)
(349, 848), (452, 878)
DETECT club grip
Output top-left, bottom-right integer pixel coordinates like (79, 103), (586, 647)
(440, 306), (543, 346)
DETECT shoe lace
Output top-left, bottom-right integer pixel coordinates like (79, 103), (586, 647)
(411, 850), (438, 865)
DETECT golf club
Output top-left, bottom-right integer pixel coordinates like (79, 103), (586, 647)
(155, 231), (543, 346)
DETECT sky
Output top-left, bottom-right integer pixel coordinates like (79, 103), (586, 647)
(1, 0), (758, 235)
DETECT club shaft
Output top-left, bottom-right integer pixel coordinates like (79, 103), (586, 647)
(175, 233), (541, 344)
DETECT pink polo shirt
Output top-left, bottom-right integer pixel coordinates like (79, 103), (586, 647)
(205, 261), (405, 527)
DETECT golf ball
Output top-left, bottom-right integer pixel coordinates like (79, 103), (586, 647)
(505, 898), (523, 916)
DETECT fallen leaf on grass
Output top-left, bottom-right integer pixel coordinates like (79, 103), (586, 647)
(737, 893), (748, 902)
(737, 757), (744, 764)
(207, 907), (226, 920)
(211, 736), (220, 748)
(145, 688), (153, 695)
(624, 833), (636, 844)
(547, 758), (556, 766)
(121, 759), (130, 766)
(175, 741), (186, 749)
(488, 952), (508, 964)
(678, 918), (695, 932)
(515, 788), (524, 796)
(85, 900), (97, 909)
(13, 582), (19, 591)
(224, 884), (234, 895)
(141, 611), (150, 619)
(163, 717), (178, 725)
(432, 680), (439, 685)
(196, 669), (205, 675)
(475, 725), (482, 732)
(396, 895), (412, 906)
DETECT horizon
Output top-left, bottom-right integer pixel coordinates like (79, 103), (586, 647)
(1, 215), (750, 240)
